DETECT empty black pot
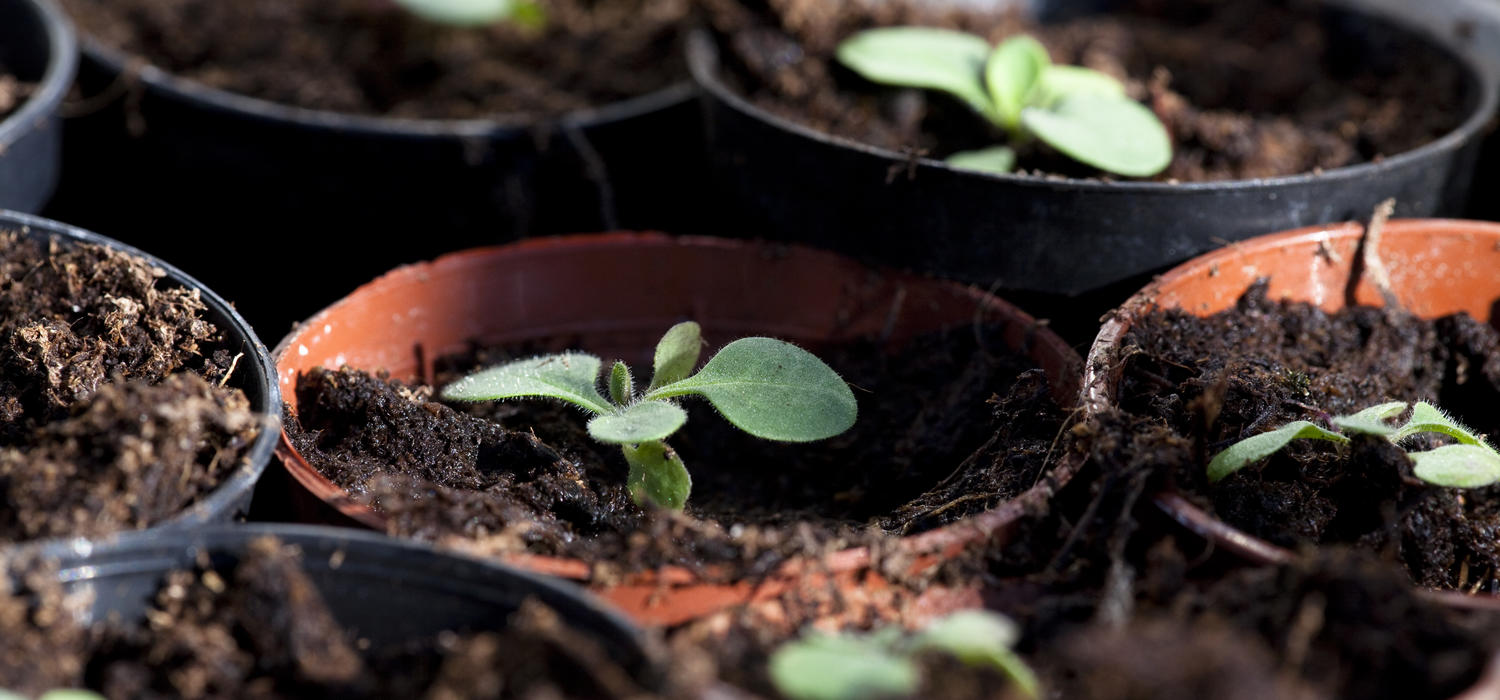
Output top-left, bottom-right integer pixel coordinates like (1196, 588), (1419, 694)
(3, 209), (279, 531)
(0, 0), (75, 213)
(44, 27), (707, 334)
(689, 0), (1500, 300)
(23, 524), (661, 693)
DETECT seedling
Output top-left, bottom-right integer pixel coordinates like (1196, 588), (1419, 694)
(835, 28), (1171, 177)
(768, 610), (1040, 700)
(390, 0), (545, 29)
(441, 322), (857, 509)
(1208, 401), (1500, 488)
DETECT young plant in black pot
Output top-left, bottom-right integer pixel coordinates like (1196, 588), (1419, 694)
(442, 321), (858, 508)
(836, 29), (1170, 176)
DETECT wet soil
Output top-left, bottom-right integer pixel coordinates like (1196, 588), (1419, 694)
(0, 231), (255, 543)
(0, 537), (648, 699)
(58, 0), (690, 119)
(286, 325), (1069, 571)
(703, 0), (1469, 182)
(1097, 280), (1500, 591)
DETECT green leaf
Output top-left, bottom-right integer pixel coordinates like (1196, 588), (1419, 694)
(0, 692), (24, 700)
(587, 401), (687, 444)
(1394, 401), (1488, 447)
(986, 35), (1050, 128)
(1207, 421), (1349, 483)
(608, 361), (634, 405)
(623, 441), (691, 509)
(835, 27), (995, 118)
(911, 611), (1039, 698)
(441, 352), (613, 416)
(645, 338), (856, 442)
(38, 692), (107, 700)
(1411, 444), (1500, 489)
(1331, 401), (1408, 437)
(648, 321), (703, 391)
(769, 634), (919, 700)
(1020, 93), (1172, 177)
(944, 146), (1017, 174)
(1034, 65), (1125, 108)
(391, 0), (542, 27)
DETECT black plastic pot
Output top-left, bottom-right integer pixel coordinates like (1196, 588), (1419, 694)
(688, 0), (1500, 302)
(25, 524), (661, 691)
(3, 209), (279, 530)
(43, 30), (707, 333)
(0, 0), (75, 213)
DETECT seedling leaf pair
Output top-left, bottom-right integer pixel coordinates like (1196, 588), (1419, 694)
(768, 610), (1039, 700)
(442, 322), (857, 508)
(1208, 401), (1500, 489)
(836, 28), (1171, 176)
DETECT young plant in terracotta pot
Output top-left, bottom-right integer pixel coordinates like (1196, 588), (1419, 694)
(689, 0), (1499, 320)
(45, 0), (707, 332)
(0, 0), (75, 213)
(0, 524), (663, 697)
(1082, 215), (1500, 597)
(0, 210), (279, 547)
(271, 232), (1083, 627)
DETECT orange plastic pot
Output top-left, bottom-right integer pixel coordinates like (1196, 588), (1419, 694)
(273, 232), (1082, 627)
(1084, 218), (1500, 569)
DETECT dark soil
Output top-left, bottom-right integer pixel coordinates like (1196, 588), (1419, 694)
(286, 325), (1069, 571)
(0, 536), (648, 699)
(703, 0), (1469, 182)
(58, 0), (690, 118)
(1098, 280), (1500, 591)
(0, 231), (255, 543)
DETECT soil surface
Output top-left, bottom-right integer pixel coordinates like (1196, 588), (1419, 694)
(58, 0), (690, 118)
(0, 232), (255, 543)
(0, 537), (648, 698)
(286, 325), (1069, 571)
(1096, 281), (1500, 592)
(704, 0), (1469, 182)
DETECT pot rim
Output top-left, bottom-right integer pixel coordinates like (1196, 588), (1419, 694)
(686, 0), (1500, 195)
(0, 0), (78, 148)
(1083, 218), (1500, 572)
(0, 208), (281, 533)
(75, 33), (697, 138)
(271, 231), (1085, 624)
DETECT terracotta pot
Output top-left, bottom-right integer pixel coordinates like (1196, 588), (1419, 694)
(1084, 218), (1500, 569)
(273, 232), (1083, 626)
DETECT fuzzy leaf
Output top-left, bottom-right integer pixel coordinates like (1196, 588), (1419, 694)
(836, 27), (995, 117)
(0, 692), (22, 700)
(38, 693), (107, 700)
(1331, 401), (1407, 437)
(945, 146), (1017, 174)
(588, 401), (687, 444)
(441, 352), (613, 415)
(986, 35), (1050, 128)
(1208, 421), (1349, 483)
(912, 611), (1039, 697)
(1394, 401), (1488, 447)
(1020, 93), (1172, 177)
(623, 441), (691, 509)
(648, 321), (703, 391)
(646, 338), (856, 442)
(769, 634), (919, 700)
(391, 0), (542, 27)
(1034, 65), (1125, 107)
(1411, 444), (1500, 489)
(608, 361), (634, 405)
